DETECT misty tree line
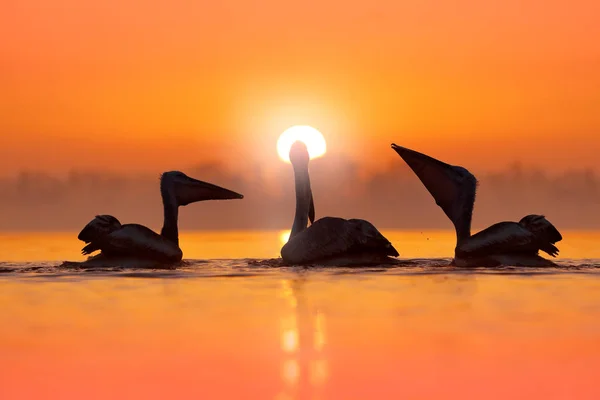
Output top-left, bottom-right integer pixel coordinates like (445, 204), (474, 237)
(0, 161), (598, 230)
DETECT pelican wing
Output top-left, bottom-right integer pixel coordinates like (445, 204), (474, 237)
(456, 222), (559, 258)
(83, 224), (183, 262)
(78, 215), (122, 243)
(281, 217), (398, 264)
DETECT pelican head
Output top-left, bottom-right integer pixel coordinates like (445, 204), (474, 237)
(289, 141), (310, 167)
(519, 214), (563, 243)
(391, 143), (477, 239)
(78, 214), (122, 243)
(160, 171), (244, 207)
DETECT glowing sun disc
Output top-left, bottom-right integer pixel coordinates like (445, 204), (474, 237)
(277, 125), (327, 163)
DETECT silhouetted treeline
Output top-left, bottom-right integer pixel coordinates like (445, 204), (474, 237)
(0, 157), (598, 231)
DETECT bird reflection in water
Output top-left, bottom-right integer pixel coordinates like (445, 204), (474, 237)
(278, 279), (329, 399)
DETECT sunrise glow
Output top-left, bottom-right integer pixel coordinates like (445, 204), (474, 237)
(277, 126), (327, 163)
(279, 230), (291, 245)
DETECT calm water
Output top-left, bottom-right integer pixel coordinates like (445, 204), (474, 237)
(1, 230), (600, 399)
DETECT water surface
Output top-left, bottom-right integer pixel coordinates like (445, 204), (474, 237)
(1, 230), (599, 399)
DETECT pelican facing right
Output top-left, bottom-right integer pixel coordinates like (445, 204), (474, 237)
(391, 144), (562, 267)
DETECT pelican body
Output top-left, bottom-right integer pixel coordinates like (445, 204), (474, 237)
(281, 141), (398, 265)
(391, 144), (562, 267)
(76, 171), (243, 266)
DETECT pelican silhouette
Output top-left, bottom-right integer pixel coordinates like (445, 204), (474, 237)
(75, 171), (243, 267)
(281, 141), (398, 265)
(392, 144), (562, 267)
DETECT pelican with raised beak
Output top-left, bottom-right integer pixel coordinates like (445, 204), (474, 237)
(281, 141), (398, 265)
(74, 171), (243, 267)
(391, 144), (562, 267)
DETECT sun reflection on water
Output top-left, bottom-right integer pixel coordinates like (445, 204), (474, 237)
(309, 359), (329, 387)
(282, 359), (300, 386)
(314, 311), (326, 352)
(280, 280), (297, 308)
(281, 324), (298, 354)
(278, 279), (329, 399)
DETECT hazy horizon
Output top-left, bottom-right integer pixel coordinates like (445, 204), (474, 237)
(1, 154), (598, 231)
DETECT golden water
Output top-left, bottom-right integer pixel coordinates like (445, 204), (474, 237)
(0, 230), (599, 399)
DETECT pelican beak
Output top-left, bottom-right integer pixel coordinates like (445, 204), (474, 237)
(390, 143), (460, 215)
(391, 144), (455, 177)
(177, 177), (244, 206)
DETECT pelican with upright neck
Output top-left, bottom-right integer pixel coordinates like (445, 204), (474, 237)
(289, 141), (315, 238)
(75, 171), (244, 267)
(281, 141), (398, 265)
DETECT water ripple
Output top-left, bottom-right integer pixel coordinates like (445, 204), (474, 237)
(0, 258), (599, 279)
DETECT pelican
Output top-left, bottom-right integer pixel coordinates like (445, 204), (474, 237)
(281, 141), (398, 265)
(75, 171), (243, 267)
(391, 144), (562, 267)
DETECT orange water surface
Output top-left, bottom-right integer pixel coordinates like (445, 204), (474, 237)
(0, 231), (599, 399)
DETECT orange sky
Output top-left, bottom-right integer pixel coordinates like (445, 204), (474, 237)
(2, 0), (599, 177)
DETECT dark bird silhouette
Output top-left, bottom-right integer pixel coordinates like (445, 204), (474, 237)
(281, 141), (398, 265)
(76, 171), (243, 267)
(391, 144), (562, 267)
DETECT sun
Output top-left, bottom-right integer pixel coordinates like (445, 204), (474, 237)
(279, 230), (291, 245)
(277, 125), (327, 163)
